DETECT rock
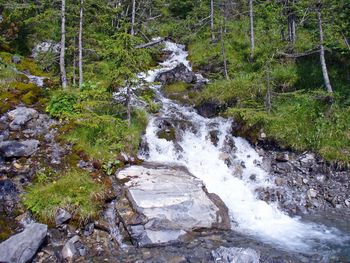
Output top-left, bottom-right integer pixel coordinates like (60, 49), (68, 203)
(117, 163), (230, 246)
(0, 179), (18, 212)
(11, 55), (21, 64)
(155, 63), (197, 84)
(83, 223), (94, 236)
(55, 208), (72, 226)
(260, 132), (267, 139)
(195, 101), (221, 118)
(0, 140), (39, 157)
(307, 189), (317, 199)
(0, 223), (47, 263)
(62, 235), (80, 260)
(275, 153), (289, 162)
(299, 153), (315, 168)
(211, 246), (260, 263)
(7, 107), (39, 130)
(275, 177), (286, 186)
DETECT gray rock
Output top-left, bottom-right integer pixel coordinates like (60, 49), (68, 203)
(62, 236), (79, 260)
(0, 140), (39, 157)
(117, 163), (230, 246)
(83, 223), (94, 236)
(0, 130), (9, 142)
(55, 208), (72, 226)
(11, 55), (21, 64)
(211, 246), (260, 263)
(7, 107), (39, 130)
(155, 63), (197, 84)
(0, 223), (47, 263)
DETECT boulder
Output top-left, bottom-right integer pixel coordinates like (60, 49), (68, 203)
(55, 208), (72, 226)
(0, 140), (39, 158)
(0, 223), (47, 263)
(7, 107), (39, 130)
(211, 246), (260, 263)
(117, 163), (230, 246)
(155, 63), (197, 84)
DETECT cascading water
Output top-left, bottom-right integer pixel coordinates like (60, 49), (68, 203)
(133, 40), (349, 259)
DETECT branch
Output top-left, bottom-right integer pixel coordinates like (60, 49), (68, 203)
(278, 49), (322, 58)
(135, 37), (165, 49)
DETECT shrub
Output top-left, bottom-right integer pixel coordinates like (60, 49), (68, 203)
(46, 91), (78, 118)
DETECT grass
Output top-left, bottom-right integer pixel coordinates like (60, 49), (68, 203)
(226, 91), (350, 163)
(22, 169), (105, 223)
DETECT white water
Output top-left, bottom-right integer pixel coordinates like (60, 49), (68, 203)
(137, 41), (347, 255)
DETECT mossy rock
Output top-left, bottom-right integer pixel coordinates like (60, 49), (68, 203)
(0, 91), (17, 114)
(16, 58), (48, 77)
(157, 127), (176, 141)
(163, 81), (191, 96)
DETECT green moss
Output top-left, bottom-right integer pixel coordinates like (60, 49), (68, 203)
(22, 169), (105, 223)
(157, 127), (176, 141)
(16, 58), (49, 77)
(163, 82), (191, 95)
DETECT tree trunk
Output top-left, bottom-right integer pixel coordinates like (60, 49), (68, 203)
(131, 0), (136, 35)
(59, 0), (67, 88)
(210, 0), (215, 41)
(127, 84), (131, 127)
(317, 2), (333, 93)
(73, 36), (76, 87)
(249, 0), (255, 59)
(220, 1), (229, 80)
(287, 0), (296, 44)
(78, 0), (84, 88)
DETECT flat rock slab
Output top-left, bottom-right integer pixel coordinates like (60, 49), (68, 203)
(0, 140), (39, 158)
(117, 163), (230, 246)
(0, 223), (47, 263)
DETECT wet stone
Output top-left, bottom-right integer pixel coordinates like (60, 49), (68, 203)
(117, 163), (230, 246)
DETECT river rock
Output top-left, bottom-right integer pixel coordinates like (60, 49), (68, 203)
(55, 208), (72, 226)
(117, 163), (230, 246)
(0, 140), (39, 157)
(0, 223), (47, 263)
(155, 63), (197, 84)
(211, 246), (260, 263)
(7, 107), (39, 130)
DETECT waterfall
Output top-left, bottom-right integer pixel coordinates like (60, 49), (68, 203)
(135, 40), (348, 256)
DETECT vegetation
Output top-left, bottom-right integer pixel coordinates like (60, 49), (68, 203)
(1, 0), (350, 226)
(23, 169), (105, 223)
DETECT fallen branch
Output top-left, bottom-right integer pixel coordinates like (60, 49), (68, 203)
(278, 49), (322, 58)
(135, 37), (165, 49)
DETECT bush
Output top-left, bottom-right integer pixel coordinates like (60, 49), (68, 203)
(46, 91), (78, 118)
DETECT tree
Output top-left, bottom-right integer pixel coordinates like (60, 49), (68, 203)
(131, 0), (136, 35)
(78, 0), (84, 88)
(60, 0), (67, 88)
(249, 0), (255, 59)
(316, 0), (332, 93)
(210, 0), (215, 41)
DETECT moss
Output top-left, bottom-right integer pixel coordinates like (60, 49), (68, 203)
(0, 216), (20, 242)
(0, 90), (17, 114)
(157, 127), (176, 141)
(22, 169), (105, 223)
(163, 82), (191, 95)
(16, 58), (49, 77)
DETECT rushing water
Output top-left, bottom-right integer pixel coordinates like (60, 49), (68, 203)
(132, 41), (350, 259)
